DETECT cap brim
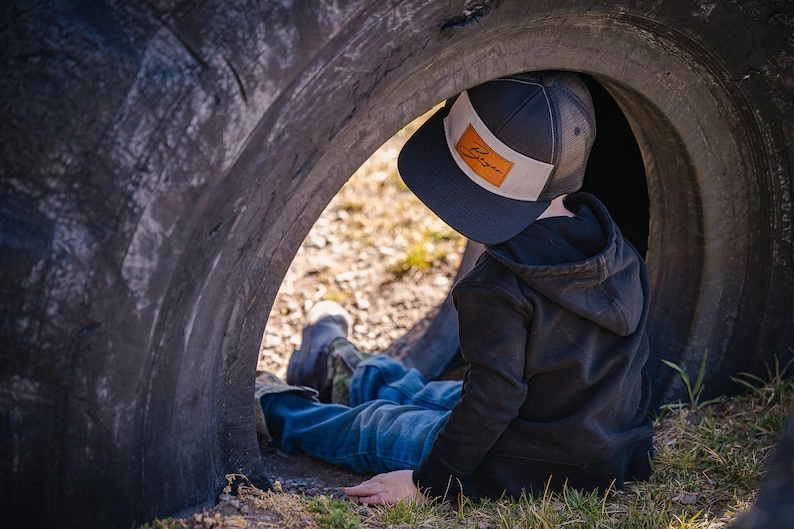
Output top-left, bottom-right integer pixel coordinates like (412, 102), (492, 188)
(398, 108), (550, 245)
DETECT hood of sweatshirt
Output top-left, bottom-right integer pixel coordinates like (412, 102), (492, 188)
(485, 193), (645, 336)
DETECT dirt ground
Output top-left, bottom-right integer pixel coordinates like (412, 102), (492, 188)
(261, 448), (368, 497)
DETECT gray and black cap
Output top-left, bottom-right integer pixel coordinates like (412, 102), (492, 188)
(398, 71), (596, 244)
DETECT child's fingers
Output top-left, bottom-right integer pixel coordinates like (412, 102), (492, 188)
(343, 484), (370, 495)
(344, 489), (388, 505)
(344, 481), (384, 497)
(345, 470), (422, 505)
(356, 492), (388, 505)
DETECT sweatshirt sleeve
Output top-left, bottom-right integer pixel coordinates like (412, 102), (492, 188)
(413, 280), (530, 499)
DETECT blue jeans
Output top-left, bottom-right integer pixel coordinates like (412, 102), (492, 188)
(259, 353), (462, 474)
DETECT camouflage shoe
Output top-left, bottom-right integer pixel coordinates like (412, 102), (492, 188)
(327, 339), (372, 406)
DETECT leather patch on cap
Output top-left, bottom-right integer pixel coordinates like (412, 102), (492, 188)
(455, 124), (514, 187)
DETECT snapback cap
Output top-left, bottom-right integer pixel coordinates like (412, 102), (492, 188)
(398, 71), (596, 244)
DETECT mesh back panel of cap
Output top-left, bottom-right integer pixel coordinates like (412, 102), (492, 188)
(538, 73), (596, 200)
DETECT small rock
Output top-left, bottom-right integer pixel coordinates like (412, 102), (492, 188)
(357, 506), (375, 517)
(432, 275), (450, 287)
(673, 492), (698, 504)
(353, 297), (371, 310)
(307, 234), (327, 248)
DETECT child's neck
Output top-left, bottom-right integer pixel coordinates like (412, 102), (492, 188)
(537, 194), (575, 219)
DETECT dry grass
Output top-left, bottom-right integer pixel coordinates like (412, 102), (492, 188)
(146, 359), (793, 529)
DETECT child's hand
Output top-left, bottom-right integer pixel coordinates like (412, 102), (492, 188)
(344, 469), (428, 505)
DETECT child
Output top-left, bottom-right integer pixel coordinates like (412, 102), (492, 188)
(256, 71), (654, 505)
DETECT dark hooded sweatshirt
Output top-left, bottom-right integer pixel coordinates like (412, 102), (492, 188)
(412, 193), (653, 500)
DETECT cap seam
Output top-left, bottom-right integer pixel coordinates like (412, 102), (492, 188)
(493, 78), (556, 164)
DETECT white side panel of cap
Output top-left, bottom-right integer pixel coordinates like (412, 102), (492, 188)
(443, 91), (554, 202)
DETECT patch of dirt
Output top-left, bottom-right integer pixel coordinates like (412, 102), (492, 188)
(261, 449), (368, 498)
